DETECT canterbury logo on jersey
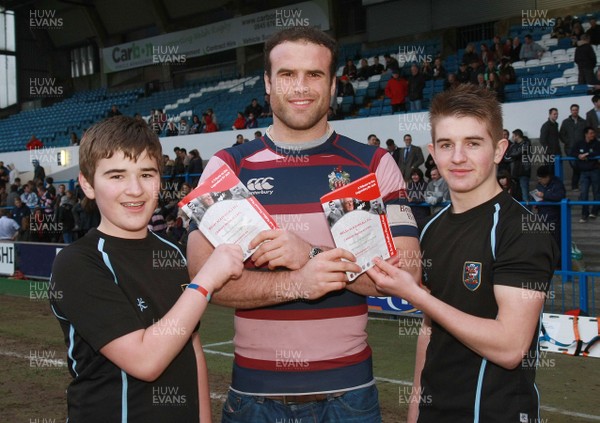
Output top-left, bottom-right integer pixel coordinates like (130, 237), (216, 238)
(246, 177), (274, 195)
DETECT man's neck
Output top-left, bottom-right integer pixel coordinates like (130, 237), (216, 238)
(269, 118), (329, 143)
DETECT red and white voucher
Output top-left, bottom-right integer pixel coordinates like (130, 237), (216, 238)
(178, 164), (277, 260)
(320, 173), (396, 281)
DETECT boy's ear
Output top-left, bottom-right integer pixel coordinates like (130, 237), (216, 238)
(78, 172), (95, 200)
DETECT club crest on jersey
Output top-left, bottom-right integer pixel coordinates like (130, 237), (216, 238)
(463, 261), (482, 291)
(328, 166), (350, 190)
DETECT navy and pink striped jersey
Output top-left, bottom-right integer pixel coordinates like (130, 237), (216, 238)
(198, 131), (418, 395)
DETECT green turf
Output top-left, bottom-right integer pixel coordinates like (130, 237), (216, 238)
(1, 278), (598, 422)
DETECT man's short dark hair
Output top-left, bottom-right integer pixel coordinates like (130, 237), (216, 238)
(592, 95), (600, 104)
(571, 104), (579, 109)
(368, 134), (376, 139)
(512, 129), (524, 138)
(584, 126), (595, 134)
(524, 34), (533, 40)
(549, 108), (558, 114)
(264, 26), (338, 80)
(386, 139), (395, 147)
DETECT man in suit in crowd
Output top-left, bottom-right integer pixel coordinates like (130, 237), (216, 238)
(398, 134), (425, 181)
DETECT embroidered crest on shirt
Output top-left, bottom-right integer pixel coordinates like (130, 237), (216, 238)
(328, 166), (350, 190)
(463, 261), (482, 291)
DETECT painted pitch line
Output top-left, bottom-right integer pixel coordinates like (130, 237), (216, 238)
(540, 406), (600, 421)
(4, 349), (600, 421)
(203, 340), (234, 348)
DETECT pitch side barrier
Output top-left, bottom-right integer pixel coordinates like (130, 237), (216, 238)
(2, 170), (597, 316)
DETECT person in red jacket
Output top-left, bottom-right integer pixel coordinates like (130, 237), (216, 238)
(26, 135), (43, 150)
(384, 70), (408, 113)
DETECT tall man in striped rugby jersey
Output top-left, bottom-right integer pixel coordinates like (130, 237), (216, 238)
(187, 26), (420, 422)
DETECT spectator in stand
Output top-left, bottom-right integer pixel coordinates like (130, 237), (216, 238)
(505, 129), (532, 201)
(8, 163), (18, 184)
(421, 60), (433, 80)
(502, 38), (512, 60)
(479, 44), (492, 65)
(496, 168), (522, 201)
(45, 176), (56, 197)
(408, 63), (426, 112)
(327, 106), (340, 121)
(469, 61), (485, 84)
(202, 113), (218, 133)
(261, 94), (272, 117)
(431, 57), (446, 81)
(188, 149), (204, 186)
(510, 37), (522, 63)
(532, 165), (566, 257)
(385, 70), (408, 113)
(244, 98), (263, 118)
(571, 126), (600, 223)
(12, 197), (30, 238)
(586, 17), (600, 45)
(398, 133), (424, 181)
(6, 184), (19, 210)
(586, 94), (600, 138)
(384, 53), (400, 73)
(164, 214), (185, 244)
(54, 183), (65, 208)
(571, 21), (585, 46)
(551, 17), (567, 39)
(498, 58), (516, 84)
(57, 192), (76, 244)
(70, 132), (80, 145)
(486, 72), (504, 103)
(179, 117), (190, 135)
(0, 185), (6, 207)
(367, 134), (379, 146)
(206, 108), (218, 130)
(406, 168), (430, 229)
(575, 34), (597, 85)
(342, 59), (357, 80)
(232, 134), (245, 147)
(232, 112), (247, 130)
(37, 182), (54, 218)
(253, 131), (262, 141)
(337, 75), (355, 97)
(0, 162), (8, 184)
(483, 59), (497, 81)
(107, 105), (122, 118)
(370, 56), (384, 75)
(540, 108), (562, 157)
(245, 112), (258, 129)
(32, 160), (45, 184)
(456, 62), (470, 84)
(0, 208), (19, 240)
(356, 58), (371, 80)
(26, 135), (43, 150)
(72, 196), (100, 239)
(166, 121), (179, 137)
(425, 167), (449, 213)
(444, 73), (460, 91)
(490, 35), (503, 62)
(520, 34), (545, 60)
(560, 104), (586, 189)
(475, 73), (487, 89)
(424, 153), (436, 179)
(462, 43), (479, 66)
(190, 114), (202, 134)
(386, 138), (401, 164)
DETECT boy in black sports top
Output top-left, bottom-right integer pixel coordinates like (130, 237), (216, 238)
(368, 85), (558, 423)
(50, 116), (243, 422)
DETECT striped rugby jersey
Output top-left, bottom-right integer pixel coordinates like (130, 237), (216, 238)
(198, 131), (418, 395)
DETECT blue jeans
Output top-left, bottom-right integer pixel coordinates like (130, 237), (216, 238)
(410, 100), (422, 112)
(579, 169), (600, 218)
(221, 385), (381, 423)
(519, 176), (530, 201)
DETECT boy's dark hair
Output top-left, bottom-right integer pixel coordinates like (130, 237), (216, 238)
(264, 26), (338, 80)
(386, 139), (395, 147)
(46, 176), (54, 184)
(512, 129), (524, 138)
(79, 115), (162, 186)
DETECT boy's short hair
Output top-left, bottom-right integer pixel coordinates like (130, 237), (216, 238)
(429, 84), (503, 146)
(79, 116), (162, 185)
